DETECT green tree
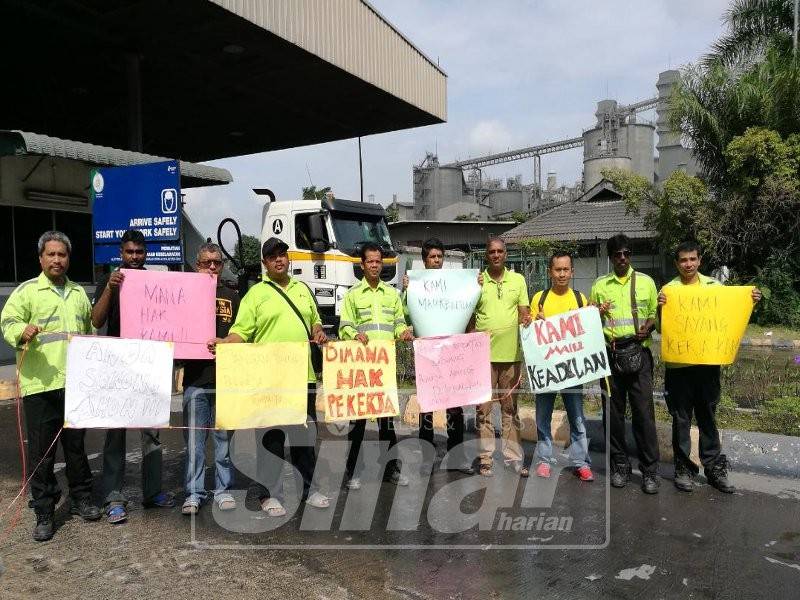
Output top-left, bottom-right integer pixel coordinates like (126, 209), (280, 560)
(234, 234), (262, 270)
(302, 185), (333, 200)
(385, 203), (399, 223)
(706, 0), (797, 67)
(510, 211), (529, 224)
(602, 167), (712, 257)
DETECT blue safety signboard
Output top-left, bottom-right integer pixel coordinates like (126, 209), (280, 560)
(91, 160), (182, 264)
(93, 242), (183, 265)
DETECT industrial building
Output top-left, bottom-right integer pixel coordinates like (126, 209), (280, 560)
(402, 69), (696, 226)
(0, 0), (447, 363)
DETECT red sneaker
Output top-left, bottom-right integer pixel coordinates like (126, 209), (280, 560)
(575, 466), (594, 482)
(535, 462), (551, 478)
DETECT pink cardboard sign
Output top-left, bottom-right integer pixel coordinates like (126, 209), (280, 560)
(119, 269), (216, 359)
(413, 332), (492, 412)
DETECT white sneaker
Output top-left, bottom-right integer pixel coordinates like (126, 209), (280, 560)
(346, 477), (362, 490)
(305, 491), (330, 508)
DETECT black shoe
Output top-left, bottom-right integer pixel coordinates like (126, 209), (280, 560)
(70, 497), (102, 521)
(610, 464), (630, 488)
(641, 473), (660, 495)
(33, 513), (54, 542)
(706, 460), (735, 494)
(674, 465), (693, 493)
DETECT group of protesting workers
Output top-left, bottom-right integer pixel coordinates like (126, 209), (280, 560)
(1, 227), (760, 542)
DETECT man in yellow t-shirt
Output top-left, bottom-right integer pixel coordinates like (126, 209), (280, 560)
(469, 237), (531, 477)
(529, 251), (593, 482)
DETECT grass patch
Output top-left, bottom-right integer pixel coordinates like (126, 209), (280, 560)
(745, 323), (800, 341)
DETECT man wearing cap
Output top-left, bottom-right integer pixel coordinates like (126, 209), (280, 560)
(211, 237), (329, 517)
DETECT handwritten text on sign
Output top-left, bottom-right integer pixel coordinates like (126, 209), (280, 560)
(323, 340), (399, 422)
(119, 269), (216, 359)
(215, 342), (308, 429)
(64, 336), (173, 428)
(520, 307), (610, 393)
(406, 269), (481, 337)
(414, 332), (492, 412)
(661, 286), (754, 365)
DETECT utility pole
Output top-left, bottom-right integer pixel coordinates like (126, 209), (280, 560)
(358, 136), (364, 202)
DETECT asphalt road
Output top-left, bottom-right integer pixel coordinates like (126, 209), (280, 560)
(0, 402), (798, 599)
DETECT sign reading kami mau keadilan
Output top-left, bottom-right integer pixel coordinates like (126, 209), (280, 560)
(406, 269), (481, 337)
(520, 306), (611, 393)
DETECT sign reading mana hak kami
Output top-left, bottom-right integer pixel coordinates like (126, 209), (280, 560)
(520, 307), (610, 393)
(119, 269), (216, 359)
(323, 340), (399, 422)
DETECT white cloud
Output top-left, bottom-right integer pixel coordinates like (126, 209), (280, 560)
(466, 120), (518, 157)
(183, 0), (733, 231)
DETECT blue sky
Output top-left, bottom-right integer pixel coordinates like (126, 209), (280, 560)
(184, 0), (732, 241)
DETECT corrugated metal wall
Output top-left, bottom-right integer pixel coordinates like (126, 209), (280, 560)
(212, 0), (447, 121)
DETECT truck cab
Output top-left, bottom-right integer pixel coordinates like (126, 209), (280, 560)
(260, 195), (398, 329)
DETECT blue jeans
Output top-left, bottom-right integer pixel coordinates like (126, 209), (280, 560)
(535, 387), (590, 469)
(183, 386), (233, 502)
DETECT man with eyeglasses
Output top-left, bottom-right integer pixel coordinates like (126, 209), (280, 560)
(181, 243), (239, 515)
(468, 237), (531, 478)
(590, 233), (660, 494)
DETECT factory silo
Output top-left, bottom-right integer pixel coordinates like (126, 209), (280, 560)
(625, 122), (655, 183)
(582, 99), (654, 188)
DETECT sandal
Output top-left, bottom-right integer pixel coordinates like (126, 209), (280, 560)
(181, 498), (201, 515)
(506, 462), (530, 478)
(478, 464), (493, 477)
(305, 491), (330, 509)
(143, 491), (175, 508)
(216, 494), (236, 511)
(106, 504), (128, 524)
(261, 498), (286, 517)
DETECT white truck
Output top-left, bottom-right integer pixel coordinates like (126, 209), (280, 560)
(258, 193), (399, 329)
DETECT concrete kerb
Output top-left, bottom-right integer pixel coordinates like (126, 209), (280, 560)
(316, 388), (800, 480)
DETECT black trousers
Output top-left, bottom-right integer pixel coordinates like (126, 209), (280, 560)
(664, 365), (723, 471)
(419, 407), (465, 455)
(250, 384), (318, 502)
(23, 389), (93, 515)
(346, 417), (399, 478)
(603, 348), (660, 475)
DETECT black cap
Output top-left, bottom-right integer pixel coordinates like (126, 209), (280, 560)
(261, 237), (289, 258)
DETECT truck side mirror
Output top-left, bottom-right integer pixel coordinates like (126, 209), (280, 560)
(309, 213), (329, 252)
(311, 239), (329, 253)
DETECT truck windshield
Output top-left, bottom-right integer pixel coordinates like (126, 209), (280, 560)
(330, 214), (393, 253)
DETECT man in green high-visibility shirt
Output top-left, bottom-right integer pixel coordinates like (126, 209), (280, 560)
(339, 242), (413, 490)
(1, 231), (100, 541)
(658, 240), (761, 494)
(590, 233), (660, 494)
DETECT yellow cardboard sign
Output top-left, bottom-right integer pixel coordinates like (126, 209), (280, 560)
(322, 340), (399, 422)
(215, 342), (308, 429)
(661, 286), (754, 365)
